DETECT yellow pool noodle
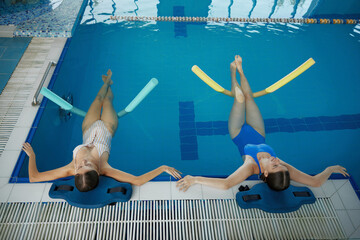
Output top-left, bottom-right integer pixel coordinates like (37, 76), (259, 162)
(191, 65), (225, 92)
(193, 58), (315, 98)
(265, 58), (315, 93)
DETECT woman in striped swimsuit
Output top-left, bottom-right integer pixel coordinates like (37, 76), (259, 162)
(23, 70), (181, 192)
(177, 55), (348, 192)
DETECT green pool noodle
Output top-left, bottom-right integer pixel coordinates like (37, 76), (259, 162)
(70, 107), (86, 117)
(41, 77), (158, 119)
(118, 78), (158, 117)
(40, 87), (86, 117)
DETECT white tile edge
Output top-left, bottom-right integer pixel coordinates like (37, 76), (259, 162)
(0, 38), (67, 203)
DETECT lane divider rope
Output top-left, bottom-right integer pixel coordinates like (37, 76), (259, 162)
(110, 16), (359, 24)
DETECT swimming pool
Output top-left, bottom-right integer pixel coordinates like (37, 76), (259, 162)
(12, 0), (360, 187)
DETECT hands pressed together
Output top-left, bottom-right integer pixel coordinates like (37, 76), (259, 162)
(160, 166), (195, 192)
(176, 175), (195, 192)
(160, 166), (194, 191)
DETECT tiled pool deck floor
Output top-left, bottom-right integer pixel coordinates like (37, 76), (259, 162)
(0, 38), (359, 238)
(0, 37), (31, 93)
(0, 0), (85, 37)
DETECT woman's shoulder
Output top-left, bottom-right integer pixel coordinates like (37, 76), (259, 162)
(65, 161), (75, 174)
(99, 158), (111, 174)
(243, 155), (258, 167)
(243, 155), (261, 174)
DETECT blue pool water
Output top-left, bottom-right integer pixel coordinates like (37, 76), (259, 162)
(14, 0), (360, 186)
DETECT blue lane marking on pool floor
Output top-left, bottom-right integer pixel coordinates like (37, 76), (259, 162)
(173, 6), (187, 38)
(179, 101), (198, 160)
(172, 6), (206, 38)
(179, 101), (360, 160)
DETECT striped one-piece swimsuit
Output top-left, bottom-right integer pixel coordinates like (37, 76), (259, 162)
(73, 120), (112, 159)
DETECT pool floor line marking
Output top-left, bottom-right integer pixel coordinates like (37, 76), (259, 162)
(173, 6), (187, 38)
(179, 101), (360, 160)
(179, 101), (198, 160)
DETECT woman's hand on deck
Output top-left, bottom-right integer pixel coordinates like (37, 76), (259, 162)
(22, 142), (35, 158)
(176, 175), (195, 192)
(162, 165), (182, 179)
(327, 165), (349, 177)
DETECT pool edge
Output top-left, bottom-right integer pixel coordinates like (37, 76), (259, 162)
(9, 38), (73, 184)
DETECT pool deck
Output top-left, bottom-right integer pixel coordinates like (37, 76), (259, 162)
(0, 37), (359, 239)
(0, 0), (86, 37)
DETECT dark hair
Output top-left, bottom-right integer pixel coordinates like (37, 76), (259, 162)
(75, 170), (99, 192)
(260, 170), (290, 191)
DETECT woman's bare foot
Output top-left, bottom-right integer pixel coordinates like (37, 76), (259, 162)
(235, 86), (244, 103)
(235, 55), (243, 73)
(102, 69), (113, 85)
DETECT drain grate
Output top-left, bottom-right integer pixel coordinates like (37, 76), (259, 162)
(0, 199), (345, 240)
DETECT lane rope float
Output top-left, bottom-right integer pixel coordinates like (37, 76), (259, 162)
(110, 16), (359, 24)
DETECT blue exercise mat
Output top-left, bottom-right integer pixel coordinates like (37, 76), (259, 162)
(236, 183), (315, 213)
(49, 176), (132, 208)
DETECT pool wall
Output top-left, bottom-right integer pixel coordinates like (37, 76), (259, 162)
(307, 0), (360, 18)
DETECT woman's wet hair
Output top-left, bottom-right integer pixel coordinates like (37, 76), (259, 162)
(260, 170), (290, 191)
(75, 170), (99, 192)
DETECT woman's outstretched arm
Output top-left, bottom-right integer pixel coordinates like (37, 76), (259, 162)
(102, 164), (182, 186)
(280, 159), (349, 187)
(177, 162), (254, 191)
(23, 143), (73, 182)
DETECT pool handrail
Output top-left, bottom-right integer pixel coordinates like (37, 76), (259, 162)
(32, 61), (57, 106)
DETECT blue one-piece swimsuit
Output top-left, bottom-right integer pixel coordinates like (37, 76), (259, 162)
(232, 124), (276, 174)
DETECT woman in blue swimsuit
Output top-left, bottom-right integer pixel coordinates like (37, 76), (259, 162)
(177, 55), (348, 192)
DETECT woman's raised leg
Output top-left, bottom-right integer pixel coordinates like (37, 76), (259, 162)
(235, 55), (265, 137)
(101, 87), (118, 136)
(228, 61), (246, 139)
(82, 70), (112, 134)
